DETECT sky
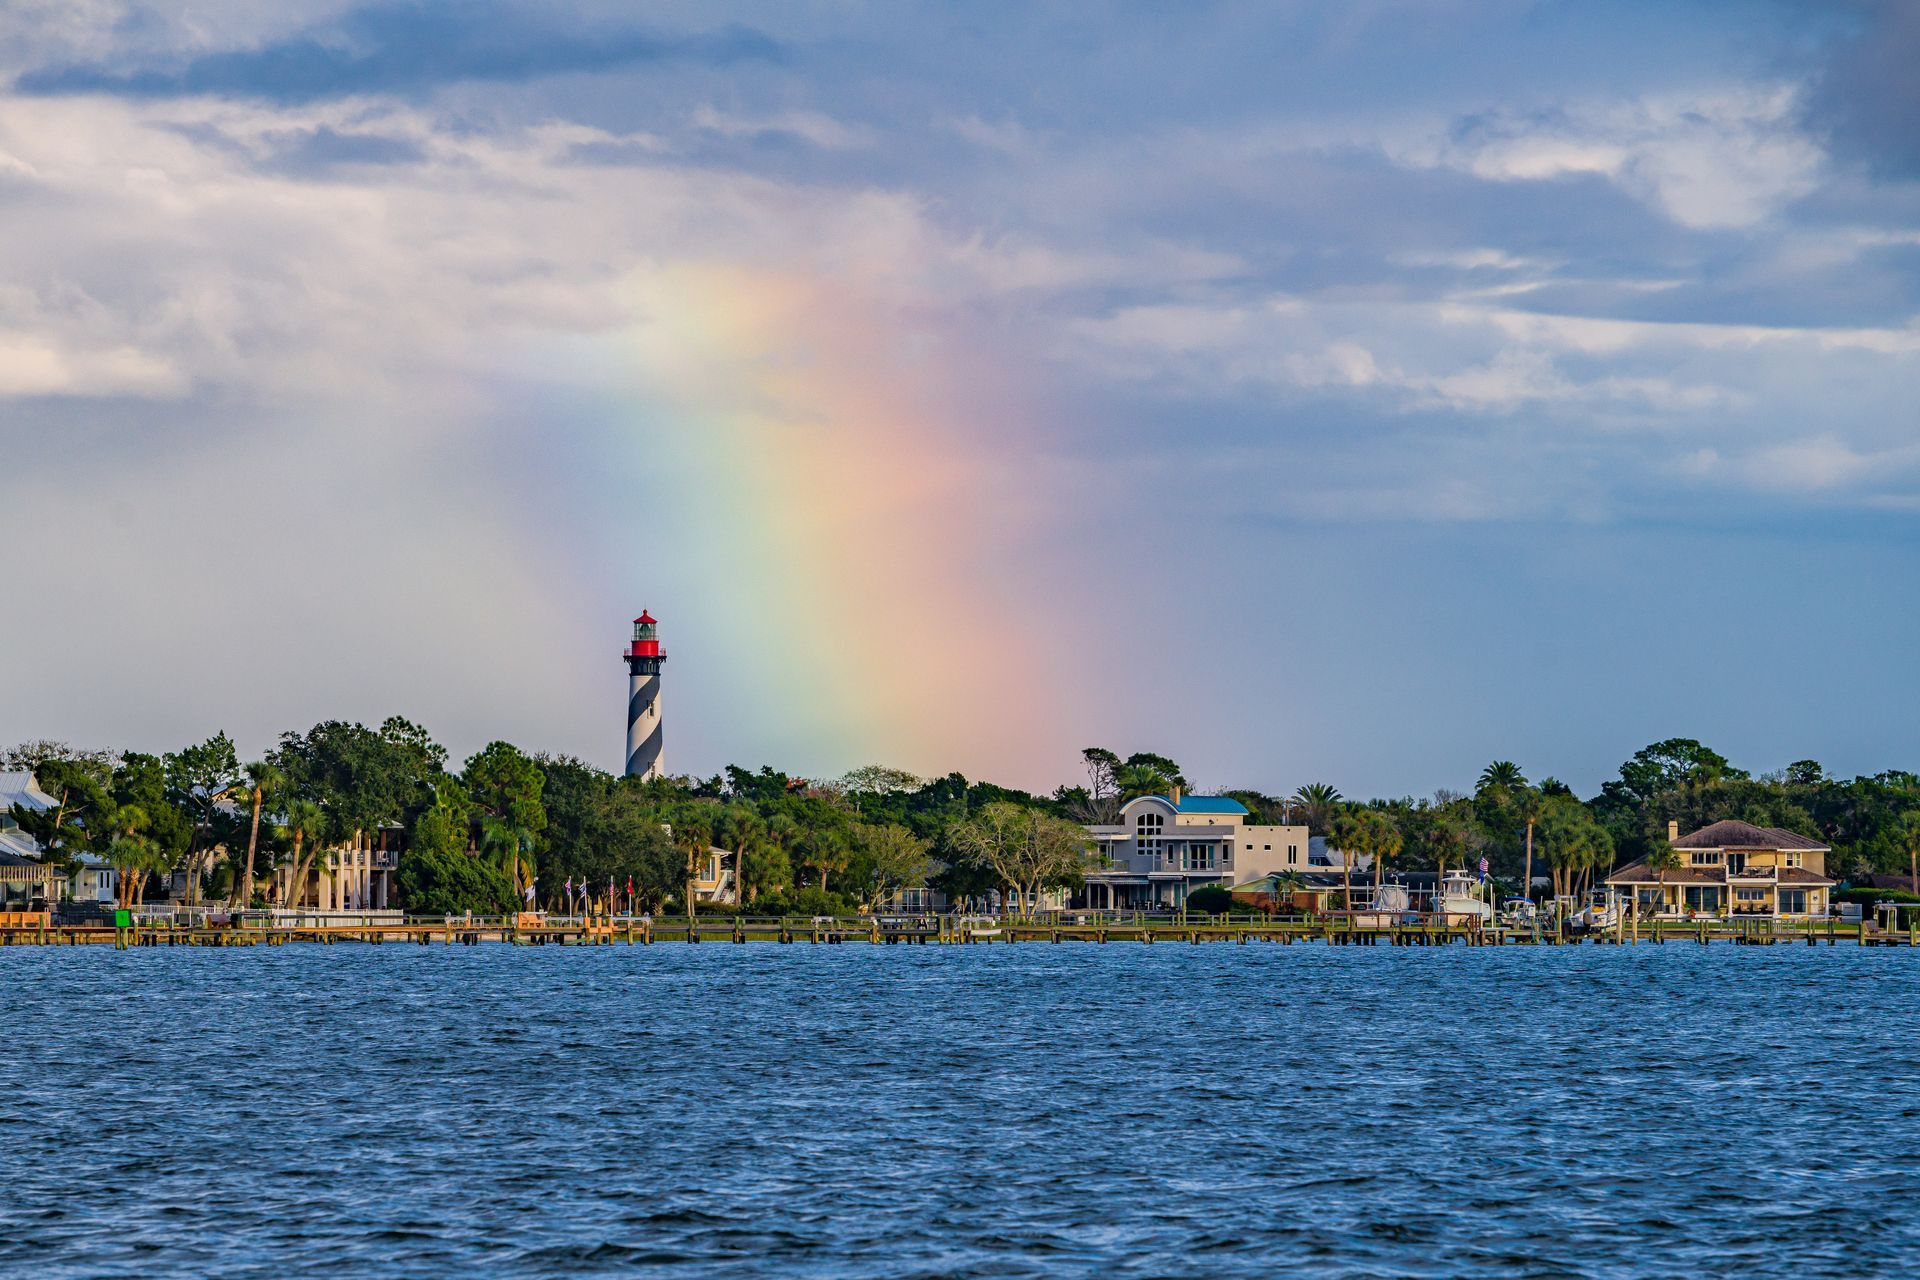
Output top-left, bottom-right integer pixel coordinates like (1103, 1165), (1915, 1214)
(1, 0), (1916, 798)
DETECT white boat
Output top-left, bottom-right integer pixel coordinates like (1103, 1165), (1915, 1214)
(1499, 897), (1538, 927)
(1572, 894), (1621, 930)
(1435, 870), (1493, 923)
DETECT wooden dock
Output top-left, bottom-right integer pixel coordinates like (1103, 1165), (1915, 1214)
(0, 913), (1914, 948)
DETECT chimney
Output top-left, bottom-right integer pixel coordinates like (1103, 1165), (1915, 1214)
(1169, 783), (1184, 805)
(1667, 820), (1679, 843)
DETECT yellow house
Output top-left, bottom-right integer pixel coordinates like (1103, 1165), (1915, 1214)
(1606, 820), (1833, 919)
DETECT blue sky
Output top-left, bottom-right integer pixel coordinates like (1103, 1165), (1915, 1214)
(0, 1), (1914, 796)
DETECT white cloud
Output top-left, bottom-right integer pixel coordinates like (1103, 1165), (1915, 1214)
(1401, 86), (1825, 229)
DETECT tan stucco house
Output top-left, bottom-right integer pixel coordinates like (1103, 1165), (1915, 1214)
(1606, 819), (1834, 919)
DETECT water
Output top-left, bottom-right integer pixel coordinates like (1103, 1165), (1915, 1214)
(2, 944), (1915, 1278)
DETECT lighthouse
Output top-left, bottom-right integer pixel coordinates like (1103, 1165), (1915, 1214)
(624, 610), (666, 779)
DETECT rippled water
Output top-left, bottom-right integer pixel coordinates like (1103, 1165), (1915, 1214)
(3, 943), (1916, 1277)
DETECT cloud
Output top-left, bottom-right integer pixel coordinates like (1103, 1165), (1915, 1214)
(1403, 87), (1825, 229)
(15, 3), (783, 103)
(689, 105), (869, 151)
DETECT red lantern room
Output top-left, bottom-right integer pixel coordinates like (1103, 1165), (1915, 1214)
(629, 611), (662, 659)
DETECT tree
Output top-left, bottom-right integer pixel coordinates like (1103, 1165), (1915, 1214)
(1643, 840), (1681, 918)
(1477, 761), (1527, 794)
(948, 802), (1094, 918)
(480, 819), (537, 904)
(2, 740), (117, 782)
(396, 843), (518, 916)
(165, 733), (244, 904)
(840, 765), (923, 808)
(277, 800), (329, 909)
(1897, 811), (1920, 898)
(9, 759), (108, 875)
(1516, 787), (1544, 900)
(1331, 807), (1402, 908)
(1538, 798), (1613, 910)
(1601, 739), (1746, 812)
(854, 823), (937, 909)
(461, 742), (545, 903)
(1115, 763), (1175, 801)
(1061, 748), (1123, 824)
(1291, 783), (1343, 833)
(671, 808), (714, 919)
(229, 761), (284, 909)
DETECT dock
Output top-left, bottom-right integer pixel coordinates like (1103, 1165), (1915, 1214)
(0, 912), (1914, 948)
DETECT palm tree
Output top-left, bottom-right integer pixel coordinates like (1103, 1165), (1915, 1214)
(1477, 761), (1527, 794)
(1291, 783), (1343, 834)
(1115, 764), (1174, 801)
(481, 820), (536, 905)
(1516, 787), (1543, 903)
(1898, 811), (1920, 899)
(229, 761), (284, 910)
(723, 808), (765, 905)
(1646, 843), (1682, 919)
(673, 813), (713, 920)
(1269, 869), (1306, 914)
(278, 800), (327, 909)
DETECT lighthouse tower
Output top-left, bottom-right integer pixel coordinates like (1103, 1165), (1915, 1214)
(624, 611), (666, 779)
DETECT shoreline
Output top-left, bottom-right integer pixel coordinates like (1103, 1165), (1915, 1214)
(2, 913), (1911, 949)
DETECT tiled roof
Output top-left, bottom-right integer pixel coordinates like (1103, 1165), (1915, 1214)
(1673, 820), (1828, 851)
(1606, 860), (1834, 887)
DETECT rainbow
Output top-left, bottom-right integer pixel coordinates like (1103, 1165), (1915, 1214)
(578, 262), (1074, 786)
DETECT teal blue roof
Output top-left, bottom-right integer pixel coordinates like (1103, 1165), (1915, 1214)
(1166, 794), (1247, 816)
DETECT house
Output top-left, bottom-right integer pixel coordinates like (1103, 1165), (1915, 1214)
(1605, 819), (1834, 918)
(282, 827), (402, 910)
(68, 852), (117, 905)
(1080, 789), (1314, 910)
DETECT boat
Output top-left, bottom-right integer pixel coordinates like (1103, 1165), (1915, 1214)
(1434, 870), (1493, 923)
(1499, 897), (1538, 927)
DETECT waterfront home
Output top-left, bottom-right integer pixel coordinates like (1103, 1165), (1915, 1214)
(1080, 789), (1314, 910)
(1605, 820), (1834, 918)
(281, 827), (402, 910)
(0, 847), (58, 907)
(68, 852), (116, 905)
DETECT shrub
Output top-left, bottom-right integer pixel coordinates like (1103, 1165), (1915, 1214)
(1185, 885), (1236, 914)
(1837, 886), (1920, 905)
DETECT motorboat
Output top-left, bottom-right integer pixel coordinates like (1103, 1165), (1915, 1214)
(1499, 897), (1538, 927)
(1435, 870), (1493, 923)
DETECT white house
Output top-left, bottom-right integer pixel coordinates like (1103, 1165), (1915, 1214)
(1080, 790), (1315, 909)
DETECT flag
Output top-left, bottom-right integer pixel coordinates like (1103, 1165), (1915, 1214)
(1478, 857), (1490, 882)
(564, 877), (572, 896)
(523, 880), (535, 905)
(626, 876), (634, 897)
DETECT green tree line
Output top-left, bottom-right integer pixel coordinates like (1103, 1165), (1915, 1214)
(8, 730), (1918, 914)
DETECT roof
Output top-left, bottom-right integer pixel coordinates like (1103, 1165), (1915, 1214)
(1606, 860), (1834, 887)
(1167, 794), (1247, 816)
(1851, 873), (1920, 891)
(0, 771), (58, 814)
(1673, 820), (1828, 852)
(634, 610), (657, 625)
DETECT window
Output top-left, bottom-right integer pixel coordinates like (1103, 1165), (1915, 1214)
(1683, 885), (1721, 911)
(1779, 889), (1808, 914)
(1263, 844), (1272, 851)
(1783, 852), (1803, 868)
(1688, 850), (1722, 866)
(1726, 852), (1747, 875)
